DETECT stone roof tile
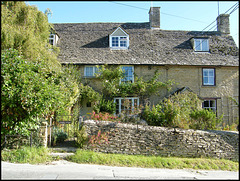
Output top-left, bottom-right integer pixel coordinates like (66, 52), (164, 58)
(53, 22), (239, 66)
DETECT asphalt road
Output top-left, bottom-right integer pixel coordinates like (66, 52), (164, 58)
(1, 160), (239, 180)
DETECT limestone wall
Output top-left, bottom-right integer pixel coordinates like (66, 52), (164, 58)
(83, 120), (239, 161)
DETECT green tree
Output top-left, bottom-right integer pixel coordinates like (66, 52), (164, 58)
(1, 2), (81, 144)
(1, 1), (60, 70)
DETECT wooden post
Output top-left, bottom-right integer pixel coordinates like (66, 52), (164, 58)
(49, 118), (52, 147)
(30, 132), (32, 147)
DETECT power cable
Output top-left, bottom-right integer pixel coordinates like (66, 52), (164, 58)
(108, 1), (208, 24)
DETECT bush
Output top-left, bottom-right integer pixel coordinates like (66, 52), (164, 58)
(94, 98), (116, 114)
(51, 127), (68, 145)
(141, 92), (225, 130)
(75, 126), (88, 148)
(189, 109), (223, 130)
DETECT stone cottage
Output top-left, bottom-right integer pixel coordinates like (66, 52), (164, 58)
(52, 7), (239, 125)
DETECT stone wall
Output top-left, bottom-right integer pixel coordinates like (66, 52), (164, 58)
(83, 120), (239, 161)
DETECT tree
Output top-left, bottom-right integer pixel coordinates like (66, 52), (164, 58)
(1, 2), (80, 143)
(1, 1), (60, 70)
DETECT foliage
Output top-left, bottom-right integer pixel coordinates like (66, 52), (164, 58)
(1, 1), (60, 69)
(96, 65), (175, 98)
(67, 149), (239, 171)
(142, 90), (225, 130)
(51, 127), (68, 145)
(89, 111), (118, 122)
(75, 125), (88, 148)
(88, 130), (110, 148)
(1, 49), (80, 142)
(93, 98), (116, 114)
(1, 146), (56, 164)
(189, 109), (223, 130)
(79, 83), (100, 103)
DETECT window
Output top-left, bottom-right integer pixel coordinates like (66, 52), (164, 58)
(202, 68), (215, 86)
(121, 66), (134, 83)
(194, 38), (209, 52)
(202, 99), (216, 112)
(49, 34), (54, 45)
(84, 66), (101, 77)
(111, 36), (128, 48)
(49, 33), (59, 46)
(114, 97), (139, 115)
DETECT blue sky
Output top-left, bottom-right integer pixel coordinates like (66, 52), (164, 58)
(26, 1), (239, 47)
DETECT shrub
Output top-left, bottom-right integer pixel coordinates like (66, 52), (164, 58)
(94, 98), (116, 114)
(75, 126), (88, 148)
(189, 109), (223, 130)
(51, 127), (68, 145)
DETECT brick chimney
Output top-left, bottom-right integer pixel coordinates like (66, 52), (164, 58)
(216, 14), (230, 34)
(149, 7), (160, 29)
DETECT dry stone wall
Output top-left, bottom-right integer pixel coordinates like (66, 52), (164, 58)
(83, 120), (239, 161)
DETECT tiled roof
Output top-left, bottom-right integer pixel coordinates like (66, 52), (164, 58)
(53, 22), (239, 66)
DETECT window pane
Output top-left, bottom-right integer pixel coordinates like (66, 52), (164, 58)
(202, 39), (209, 51)
(210, 100), (215, 108)
(112, 37), (118, 47)
(208, 77), (214, 85)
(208, 69), (214, 76)
(120, 37), (127, 47)
(85, 67), (93, 76)
(203, 69), (208, 76)
(204, 101), (209, 107)
(203, 77), (209, 84)
(195, 40), (201, 51)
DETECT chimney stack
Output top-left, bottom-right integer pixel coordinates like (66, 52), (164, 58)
(149, 7), (160, 29)
(216, 14), (230, 34)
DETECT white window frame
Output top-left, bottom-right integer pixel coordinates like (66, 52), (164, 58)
(202, 99), (216, 112)
(120, 65), (134, 83)
(110, 36), (129, 49)
(84, 66), (100, 77)
(194, 38), (209, 52)
(114, 97), (139, 115)
(49, 33), (59, 46)
(202, 68), (215, 86)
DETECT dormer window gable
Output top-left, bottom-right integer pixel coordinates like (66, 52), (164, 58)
(191, 37), (209, 52)
(109, 26), (129, 49)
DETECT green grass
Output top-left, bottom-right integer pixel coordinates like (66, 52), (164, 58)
(1, 147), (238, 171)
(1, 146), (58, 164)
(66, 149), (239, 171)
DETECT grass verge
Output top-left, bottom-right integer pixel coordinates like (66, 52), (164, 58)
(1, 146), (58, 164)
(1, 147), (238, 171)
(66, 149), (239, 171)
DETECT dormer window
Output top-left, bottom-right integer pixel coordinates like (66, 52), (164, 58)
(49, 33), (59, 46)
(192, 38), (209, 52)
(110, 27), (129, 49)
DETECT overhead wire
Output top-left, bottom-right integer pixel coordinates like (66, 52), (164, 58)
(109, 1), (238, 49)
(108, 1), (208, 24)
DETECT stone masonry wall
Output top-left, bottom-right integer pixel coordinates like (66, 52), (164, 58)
(83, 120), (239, 161)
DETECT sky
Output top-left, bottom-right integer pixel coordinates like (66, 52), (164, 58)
(26, 1), (239, 47)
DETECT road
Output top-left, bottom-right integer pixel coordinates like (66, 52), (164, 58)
(1, 160), (239, 180)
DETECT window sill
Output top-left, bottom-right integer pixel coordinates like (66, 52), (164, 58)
(201, 85), (216, 87)
(110, 47), (129, 50)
